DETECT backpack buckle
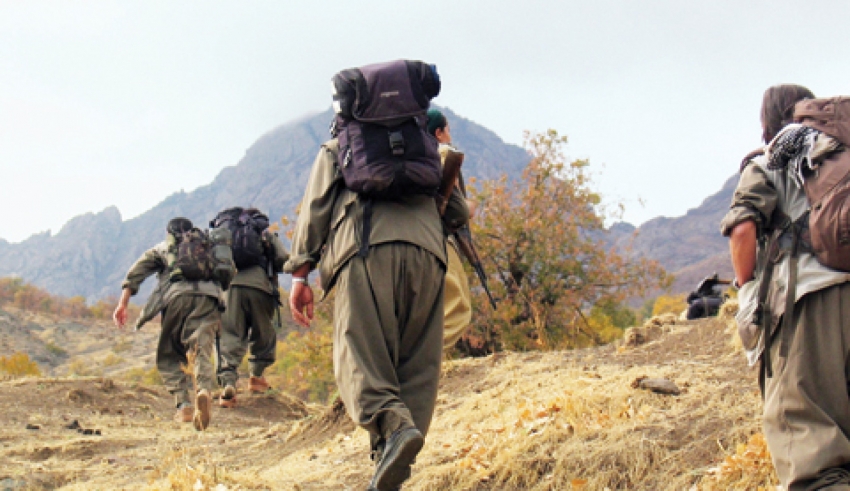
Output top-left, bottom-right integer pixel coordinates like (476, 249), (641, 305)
(388, 130), (405, 156)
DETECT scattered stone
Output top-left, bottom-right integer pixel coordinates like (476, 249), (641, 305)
(0, 477), (27, 490)
(631, 376), (681, 395)
(63, 419), (101, 435)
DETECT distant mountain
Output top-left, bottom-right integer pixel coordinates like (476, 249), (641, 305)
(611, 175), (737, 294)
(0, 107), (531, 300)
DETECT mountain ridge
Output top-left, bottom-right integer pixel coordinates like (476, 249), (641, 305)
(0, 106), (531, 300)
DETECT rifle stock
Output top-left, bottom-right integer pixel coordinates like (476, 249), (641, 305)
(437, 147), (464, 216)
(454, 226), (498, 310)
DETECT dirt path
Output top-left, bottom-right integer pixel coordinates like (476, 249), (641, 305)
(0, 315), (770, 490)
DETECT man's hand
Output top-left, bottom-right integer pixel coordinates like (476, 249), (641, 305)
(289, 280), (314, 328)
(113, 288), (132, 329)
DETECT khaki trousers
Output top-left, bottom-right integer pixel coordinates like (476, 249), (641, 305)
(333, 243), (445, 442)
(442, 243), (472, 350)
(157, 294), (220, 407)
(217, 285), (277, 386)
(764, 282), (850, 490)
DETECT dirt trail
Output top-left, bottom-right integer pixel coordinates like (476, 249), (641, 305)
(0, 314), (770, 490)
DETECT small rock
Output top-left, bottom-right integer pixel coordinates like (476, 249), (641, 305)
(633, 377), (681, 395)
(65, 420), (81, 430)
(25, 423), (40, 430)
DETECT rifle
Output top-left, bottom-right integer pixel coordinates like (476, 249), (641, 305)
(454, 225), (498, 310)
(437, 146), (464, 216)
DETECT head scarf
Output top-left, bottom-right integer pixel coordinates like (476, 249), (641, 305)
(426, 108), (447, 137)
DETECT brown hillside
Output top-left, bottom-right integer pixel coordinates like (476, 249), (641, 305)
(0, 310), (775, 490)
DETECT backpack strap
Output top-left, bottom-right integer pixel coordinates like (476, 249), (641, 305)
(754, 210), (791, 378)
(358, 199), (373, 258)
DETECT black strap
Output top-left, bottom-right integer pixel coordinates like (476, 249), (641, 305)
(756, 213), (790, 378)
(780, 218), (804, 359)
(358, 199), (373, 258)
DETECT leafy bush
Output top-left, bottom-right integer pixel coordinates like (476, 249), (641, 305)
(0, 352), (41, 377)
(101, 353), (124, 367)
(462, 130), (670, 353)
(266, 287), (336, 403)
(67, 358), (102, 377)
(651, 294), (687, 316)
(45, 341), (67, 356)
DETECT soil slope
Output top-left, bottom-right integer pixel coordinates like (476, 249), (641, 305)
(0, 311), (771, 490)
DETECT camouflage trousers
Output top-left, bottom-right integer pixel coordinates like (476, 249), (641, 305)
(217, 286), (277, 387)
(157, 294), (221, 407)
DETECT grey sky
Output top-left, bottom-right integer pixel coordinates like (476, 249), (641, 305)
(2, 1), (849, 243)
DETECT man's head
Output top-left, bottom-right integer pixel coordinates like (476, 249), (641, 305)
(426, 108), (451, 144)
(167, 217), (193, 235)
(761, 84), (815, 144)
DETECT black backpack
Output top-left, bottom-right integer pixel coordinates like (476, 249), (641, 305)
(331, 59), (442, 199)
(210, 207), (270, 270)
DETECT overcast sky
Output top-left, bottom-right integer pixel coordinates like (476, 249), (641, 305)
(2, 1), (849, 243)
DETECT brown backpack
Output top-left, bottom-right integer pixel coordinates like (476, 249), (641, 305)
(794, 96), (850, 271)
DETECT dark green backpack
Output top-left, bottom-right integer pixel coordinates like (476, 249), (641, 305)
(167, 228), (215, 282)
(165, 223), (235, 288)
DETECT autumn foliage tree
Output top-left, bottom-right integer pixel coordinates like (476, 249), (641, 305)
(462, 130), (670, 353)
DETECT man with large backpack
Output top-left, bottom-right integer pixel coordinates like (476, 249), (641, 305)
(212, 207), (288, 407)
(285, 60), (468, 491)
(723, 85), (850, 489)
(113, 217), (234, 431)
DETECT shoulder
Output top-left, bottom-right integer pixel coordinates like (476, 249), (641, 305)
(321, 138), (339, 156)
(739, 146), (766, 173)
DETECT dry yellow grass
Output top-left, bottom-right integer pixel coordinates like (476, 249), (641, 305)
(0, 312), (776, 490)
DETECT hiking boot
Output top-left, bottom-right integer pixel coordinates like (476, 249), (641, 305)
(368, 427), (423, 491)
(193, 389), (212, 431)
(248, 376), (270, 393)
(173, 405), (193, 423)
(219, 384), (237, 408)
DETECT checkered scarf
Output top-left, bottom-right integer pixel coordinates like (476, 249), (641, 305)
(766, 124), (820, 187)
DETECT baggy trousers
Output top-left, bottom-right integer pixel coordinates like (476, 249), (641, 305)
(157, 294), (220, 407)
(442, 243), (473, 351)
(764, 282), (850, 490)
(217, 285), (277, 386)
(333, 243), (445, 444)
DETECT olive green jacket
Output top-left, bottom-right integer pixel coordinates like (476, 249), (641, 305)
(284, 139), (464, 293)
(230, 232), (289, 294)
(121, 241), (225, 329)
(720, 151), (850, 324)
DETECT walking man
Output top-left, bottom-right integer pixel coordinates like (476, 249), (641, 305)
(113, 217), (233, 431)
(723, 84), (850, 489)
(286, 60), (465, 490)
(215, 207), (289, 407)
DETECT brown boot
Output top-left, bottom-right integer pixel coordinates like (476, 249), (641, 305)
(173, 405), (193, 423)
(193, 389), (212, 431)
(219, 384), (237, 408)
(248, 376), (270, 393)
